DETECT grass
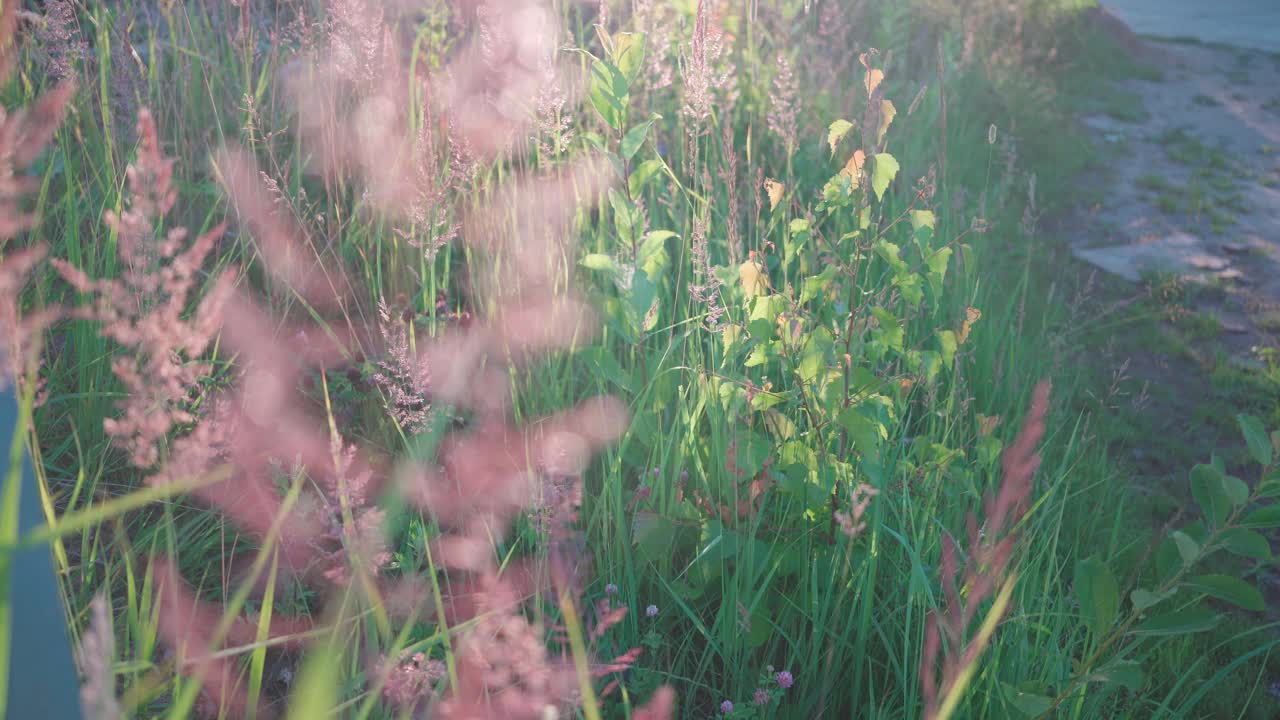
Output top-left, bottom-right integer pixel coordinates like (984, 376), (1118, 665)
(2, 1), (1279, 718)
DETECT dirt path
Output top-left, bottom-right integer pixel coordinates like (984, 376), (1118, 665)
(1073, 35), (1280, 369)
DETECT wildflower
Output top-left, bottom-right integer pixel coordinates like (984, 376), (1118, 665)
(53, 109), (234, 469)
(77, 593), (120, 720)
(32, 0), (88, 81)
(680, 0), (735, 131)
(605, 583), (618, 595)
(646, 604), (659, 618)
(720, 699), (734, 714)
(753, 688), (769, 705)
(767, 54), (799, 152)
(834, 483), (879, 539)
(653, 466), (661, 477)
(370, 296), (433, 435)
(776, 670), (793, 689)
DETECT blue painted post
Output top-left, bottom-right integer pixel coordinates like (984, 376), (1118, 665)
(1, 387), (83, 719)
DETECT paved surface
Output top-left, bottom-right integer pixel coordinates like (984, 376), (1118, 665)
(1073, 37), (1280, 356)
(1102, 0), (1280, 54)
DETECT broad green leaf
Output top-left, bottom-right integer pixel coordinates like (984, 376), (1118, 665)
(1131, 607), (1219, 636)
(583, 346), (634, 393)
(1218, 528), (1272, 560)
(837, 407), (882, 455)
(1241, 505), (1280, 529)
(827, 119), (854, 156)
(874, 240), (906, 271)
(589, 58), (629, 129)
(609, 188), (639, 243)
(632, 511), (676, 564)
(613, 32), (646, 84)
(910, 209), (936, 232)
(1190, 464), (1231, 526)
(1222, 475), (1250, 507)
(628, 158), (664, 196)
(1185, 574), (1264, 611)
(800, 265), (840, 305)
(937, 330), (958, 366)
(621, 115), (661, 161)
(1238, 414), (1272, 466)
(1002, 682), (1052, 717)
(870, 307), (903, 351)
(1130, 587), (1174, 611)
(1171, 530), (1200, 567)
(1075, 556), (1119, 636)
(925, 248), (952, 293)
(580, 253), (618, 273)
(894, 272), (923, 307)
(1088, 659), (1144, 692)
(871, 153), (900, 201)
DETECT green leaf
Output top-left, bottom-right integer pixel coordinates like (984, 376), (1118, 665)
(1088, 659), (1144, 692)
(583, 346), (634, 393)
(589, 57), (629, 129)
(910, 209), (936, 232)
(870, 307), (903, 351)
(612, 32), (646, 84)
(871, 153), (900, 201)
(621, 115), (661, 161)
(925, 247), (952, 294)
(580, 253), (618, 273)
(1130, 587), (1174, 610)
(827, 119), (854, 156)
(1172, 530), (1200, 567)
(894, 272), (923, 307)
(837, 407), (882, 455)
(1131, 607), (1219, 636)
(628, 158), (664, 196)
(937, 330), (958, 367)
(1185, 574), (1264, 611)
(800, 265), (840, 305)
(1241, 505), (1280, 529)
(1002, 682), (1052, 717)
(1222, 475), (1250, 507)
(1190, 464), (1231, 526)
(1075, 556), (1119, 636)
(1238, 414), (1272, 466)
(632, 511), (676, 564)
(1218, 528), (1272, 560)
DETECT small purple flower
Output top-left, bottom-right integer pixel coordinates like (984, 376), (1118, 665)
(776, 670), (793, 689)
(720, 700), (734, 714)
(753, 688), (769, 705)
(646, 604), (659, 618)
(680, 470), (689, 481)
(653, 467), (661, 477)
(605, 583), (619, 595)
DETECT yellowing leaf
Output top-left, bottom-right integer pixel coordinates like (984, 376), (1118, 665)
(957, 306), (981, 344)
(764, 178), (786, 211)
(840, 149), (866, 184)
(827, 119), (854, 156)
(864, 67), (884, 97)
(977, 414), (1001, 437)
(877, 99), (896, 145)
(739, 259), (768, 297)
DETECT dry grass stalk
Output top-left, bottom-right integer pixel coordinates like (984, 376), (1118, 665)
(920, 381), (1050, 720)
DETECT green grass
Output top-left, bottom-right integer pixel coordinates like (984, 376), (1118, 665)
(3, 1), (1279, 719)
